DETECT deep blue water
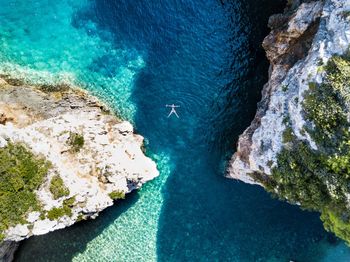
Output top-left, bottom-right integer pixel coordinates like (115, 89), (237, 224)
(2, 0), (349, 261)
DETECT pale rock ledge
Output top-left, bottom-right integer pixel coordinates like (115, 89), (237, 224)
(0, 80), (159, 242)
(228, 0), (350, 183)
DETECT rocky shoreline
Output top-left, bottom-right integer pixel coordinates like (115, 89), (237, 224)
(228, 0), (350, 244)
(0, 78), (159, 261)
(229, 0), (349, 182)
(0, 242), (18, 262)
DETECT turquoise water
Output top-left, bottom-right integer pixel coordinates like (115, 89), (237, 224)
(0, 0), (143, 119)
(1, 0), (350, 261)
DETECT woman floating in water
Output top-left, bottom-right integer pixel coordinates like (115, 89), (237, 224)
(166, 104), (180, 118)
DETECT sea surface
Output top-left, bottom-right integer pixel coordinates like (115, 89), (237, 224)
(1, 0), (350, 261)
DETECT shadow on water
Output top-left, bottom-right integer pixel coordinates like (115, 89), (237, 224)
(126, 0), (337, 261)
(15, 192), (140, 261)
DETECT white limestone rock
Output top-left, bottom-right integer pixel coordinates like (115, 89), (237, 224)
(229, 0), (350, 183)
(0, 84), (159, 242)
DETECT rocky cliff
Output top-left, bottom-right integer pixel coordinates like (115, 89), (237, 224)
(0, 242), (18, 262)
(229, 0), (350, 243)
(0, 78), (158, 259)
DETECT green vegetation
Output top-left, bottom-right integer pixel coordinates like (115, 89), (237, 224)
(63, 196), (76, 207)
(321, 209), (350, 242)
(39, 213), (46, 220)
(77, 214), (85, 222)
(341, 11), (350, 20)
(47, 206), (71, 220)
(304, 82), (348, 149)
(109, 190), (125, 200)
(0, 142), (51, 239)
(46, 197), (75, 221)
(49, 175), (70, 199)
(67, 132), (85, 152)
(255, 53), (350, 244)
(282, 115), (290, 125)
(0, 232), (4, 242)
(282, 127), (294, 143)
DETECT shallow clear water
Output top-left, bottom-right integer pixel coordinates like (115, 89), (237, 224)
(1, 0), (350, 261)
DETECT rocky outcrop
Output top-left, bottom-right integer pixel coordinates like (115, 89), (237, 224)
(228, 0), (350, 183)
(0, 242), (18, 262)
(264, 0), (323, 66)
(229, 0), (350, 245)
(0, 79), (158, 245)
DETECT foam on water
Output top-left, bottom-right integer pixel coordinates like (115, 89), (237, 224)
(0, 0), (144, 120)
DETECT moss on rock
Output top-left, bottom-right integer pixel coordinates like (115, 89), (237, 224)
(67, 132), (84, 153)
(109, 190), (125, 200)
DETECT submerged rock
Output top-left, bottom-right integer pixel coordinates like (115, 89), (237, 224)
(0, 80), (159, 244)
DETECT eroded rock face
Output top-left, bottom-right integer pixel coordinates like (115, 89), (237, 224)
(0, 242), (18, 262)
(228, 0), (350, 183)
(264, 1), (323, 66)
(0, 82), (159, 242)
